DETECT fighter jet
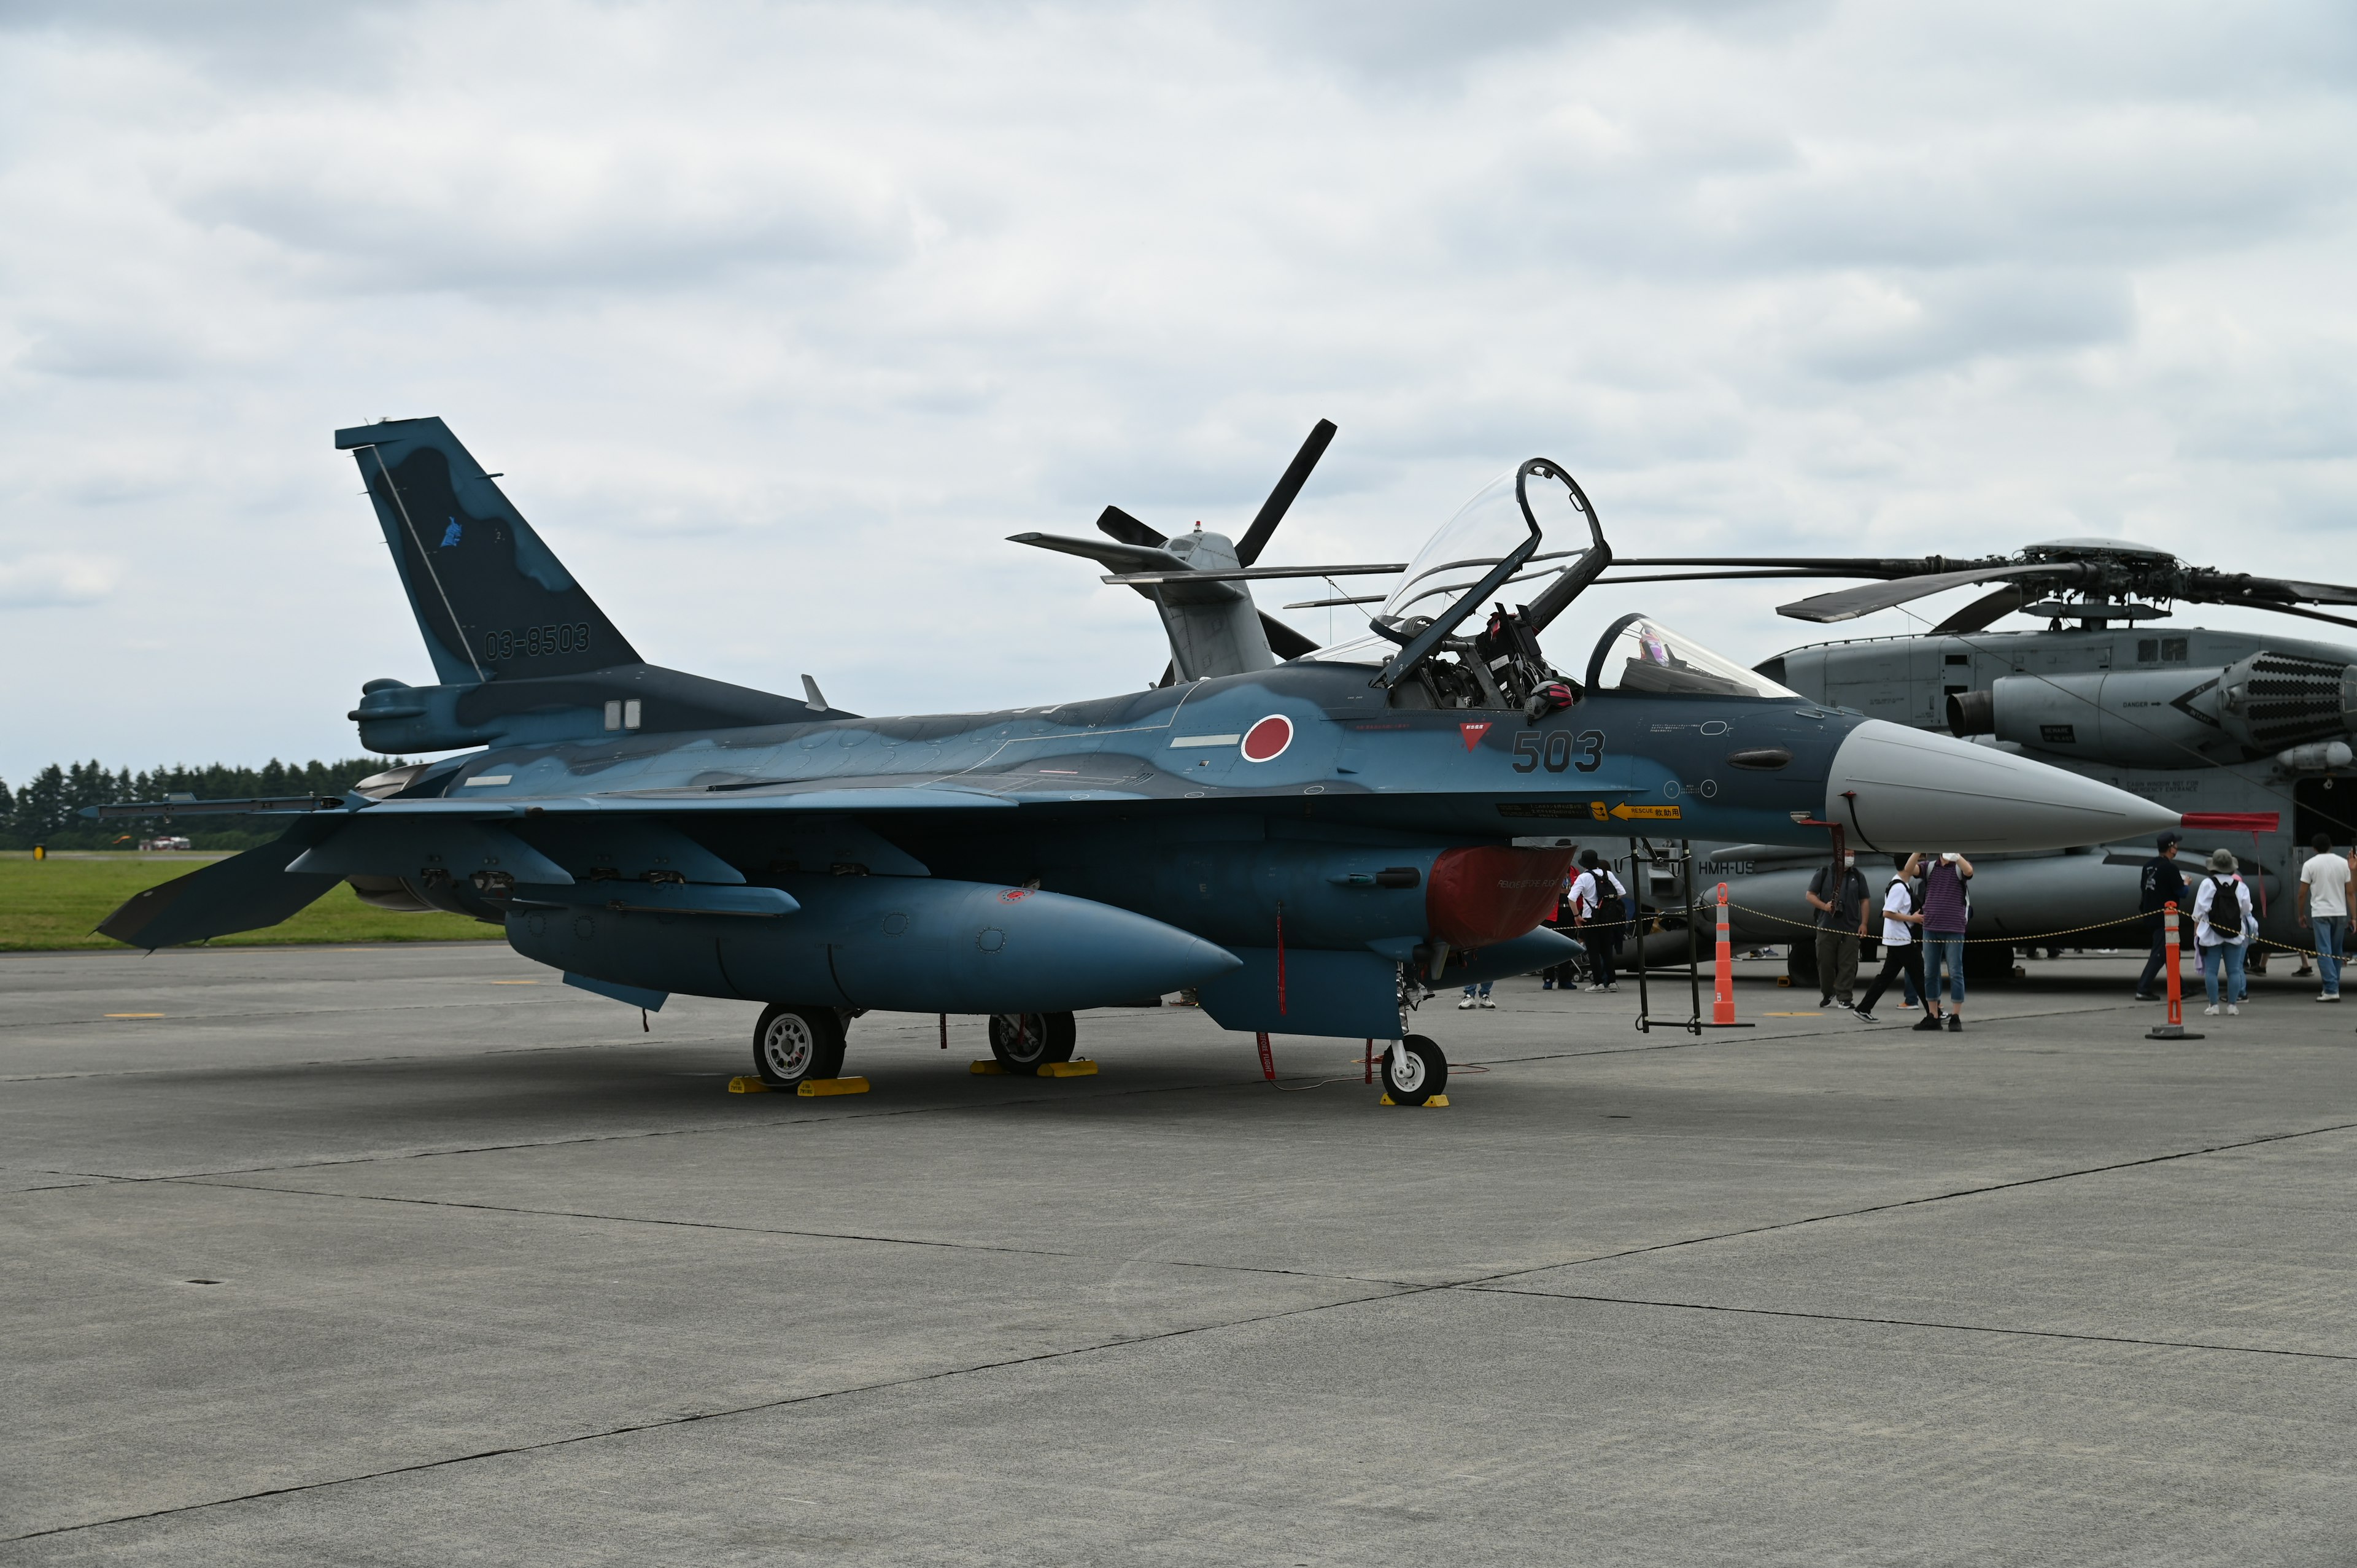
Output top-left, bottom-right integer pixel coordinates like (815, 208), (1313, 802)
(90, 418), (2178, 1102)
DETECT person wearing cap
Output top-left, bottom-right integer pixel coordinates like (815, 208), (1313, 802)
(2135, 831), (2188, 1001)
(2296, 832), (2351, 1002)
(2192, 847), (2256, 1016)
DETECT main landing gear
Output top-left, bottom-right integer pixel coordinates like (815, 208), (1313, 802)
(988, 1011), (1077, 1075)
(1382, 1034), (1448, 1106)
(752, 1003), (847, 1090)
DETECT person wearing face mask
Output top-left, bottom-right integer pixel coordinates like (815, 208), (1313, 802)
(1805, 848), (1871, 1011)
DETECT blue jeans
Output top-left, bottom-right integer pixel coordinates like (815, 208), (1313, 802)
(2313, 916), (2346, 996)
(1461, 981), (1492, 998)
(2200, 942), (2247, 1006)
(1922, 932), (1966, 1007)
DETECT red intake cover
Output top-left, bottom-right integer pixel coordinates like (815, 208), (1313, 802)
(1425, 846), (1578, 948)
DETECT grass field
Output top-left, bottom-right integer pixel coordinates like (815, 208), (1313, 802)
(1, 853), (503, 951)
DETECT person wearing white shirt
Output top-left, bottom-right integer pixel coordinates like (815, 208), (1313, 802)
(1570, 851), (1627, 992)
(1851, 854), (1941, 1030)
(2296, 832), (2352, 1002)
(2191, 847), (2256, 1016)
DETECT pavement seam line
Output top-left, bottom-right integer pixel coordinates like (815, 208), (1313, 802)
(1460, 1284), (2357, 1362)
(153, 1176), (1403, 1288)
(0, 1280), (1425, 1545)
(1446, 1117), (2357, 1289)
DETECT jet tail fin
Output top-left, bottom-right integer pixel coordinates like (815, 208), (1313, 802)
(336, 418), (640, 686)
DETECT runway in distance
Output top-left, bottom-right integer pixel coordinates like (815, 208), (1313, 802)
(91, 418), (2178, 1102)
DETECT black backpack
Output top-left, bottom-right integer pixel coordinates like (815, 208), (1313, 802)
(2209, 876), (2243, 937)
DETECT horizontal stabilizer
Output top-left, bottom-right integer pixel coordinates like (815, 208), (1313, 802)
(83, 796), (342, 820)
(97, 832), (344, 949)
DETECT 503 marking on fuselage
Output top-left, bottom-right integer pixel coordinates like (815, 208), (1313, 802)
(1510, 729), (1604, 773)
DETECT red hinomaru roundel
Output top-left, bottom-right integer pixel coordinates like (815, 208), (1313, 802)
(1240, 714), (1293, 763)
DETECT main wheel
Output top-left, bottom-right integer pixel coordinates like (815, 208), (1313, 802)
(1382, 1034), (1448, 1105)
(753, 1004), (846, 1089)
(988, 1011), (1076, 1075)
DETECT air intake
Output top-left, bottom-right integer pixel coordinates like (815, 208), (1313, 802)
(2218, 652), (2357, 750)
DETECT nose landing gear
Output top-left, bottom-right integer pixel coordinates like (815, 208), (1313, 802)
(1382, 1034), (1448, 1105)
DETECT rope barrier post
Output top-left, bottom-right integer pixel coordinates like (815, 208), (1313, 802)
(2147, 900), (2203, 1040)
(1682, 840), (1702, 1034)
(1630, 838), (1652, 1033)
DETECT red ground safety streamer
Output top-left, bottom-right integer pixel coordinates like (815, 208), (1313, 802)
(1274, 901), (1287, 1016)
(1256, 1031), (1275, 1083)
(939, 1012), (947, 1049)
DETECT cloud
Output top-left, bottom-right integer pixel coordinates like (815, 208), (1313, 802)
(0, 1), (2352, 775)
(0, 554), (118, 610)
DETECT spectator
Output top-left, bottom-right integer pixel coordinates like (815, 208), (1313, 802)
(1572, 851), (1628, 992)
(1458, 979), (1495, 1010)
(1920, 851), (1974, 1032)
(1805, 851), (1871, 1010)
(1541, 866), (1585, 991)
(2134, 831), (2186, 1001)
(2193, 848), (2254, 1016)
(2297, 831), (2350, 1003)
(1852, 853), (1942, 1030)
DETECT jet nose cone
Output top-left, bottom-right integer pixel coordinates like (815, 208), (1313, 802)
(1826, 719), (2178, 852)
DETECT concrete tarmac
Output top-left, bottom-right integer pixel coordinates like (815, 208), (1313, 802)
(3, 943), (2353, 1564)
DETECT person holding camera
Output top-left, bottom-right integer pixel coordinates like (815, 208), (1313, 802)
(1920, 851), (1973, 1032)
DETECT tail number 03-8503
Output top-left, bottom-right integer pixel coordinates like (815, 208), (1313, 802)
(1512, 730), (1604, 774)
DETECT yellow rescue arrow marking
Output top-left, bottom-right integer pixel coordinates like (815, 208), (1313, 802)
(1607, 802), (1682, 821)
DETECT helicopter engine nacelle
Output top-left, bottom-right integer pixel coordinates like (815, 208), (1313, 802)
(1949, 652), (2357, 765)
(2214, 651), (2357, 752)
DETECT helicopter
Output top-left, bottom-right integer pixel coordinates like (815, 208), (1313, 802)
(1592, 539), (2357, 984)
(88, 418), (2175, 1102)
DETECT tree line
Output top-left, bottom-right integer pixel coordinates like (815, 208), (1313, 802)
(1, 759), (409, 850)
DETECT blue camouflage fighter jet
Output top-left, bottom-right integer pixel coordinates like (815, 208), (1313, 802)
(94, 418), (2179, 1102)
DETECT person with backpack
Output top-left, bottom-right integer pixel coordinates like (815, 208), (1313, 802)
(2134, 830), (2187, 1001)
(1571, 850), (1628, 992)
(1806, 850), (1872, 1010)
(2193, 847), (2256, 1016)
(1852, 853), (1943, 1030)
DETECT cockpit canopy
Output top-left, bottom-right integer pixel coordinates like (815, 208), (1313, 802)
(1305, 462), (1781, 707)
(1305, 463), (1603, 675)
(1585, 614), (1800, 700)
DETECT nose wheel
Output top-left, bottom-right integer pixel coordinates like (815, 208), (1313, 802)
(1382, 1034), (1447, 1105)
(988, 1011), (1076, 1075)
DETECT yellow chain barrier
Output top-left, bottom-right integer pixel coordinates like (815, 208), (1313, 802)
(1715, 899), (2337, 960)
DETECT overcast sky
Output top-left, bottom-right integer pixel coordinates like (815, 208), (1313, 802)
(4, 1), (2354, 781)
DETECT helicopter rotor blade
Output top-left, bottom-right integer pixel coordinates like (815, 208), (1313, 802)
(2194, 574), (2357, 610)
(1778, 563), (2084, 624)
(1930, 584), (2029, 634)
(1234, 419), (1337, 567)
(1096, 505), (1164, 549)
